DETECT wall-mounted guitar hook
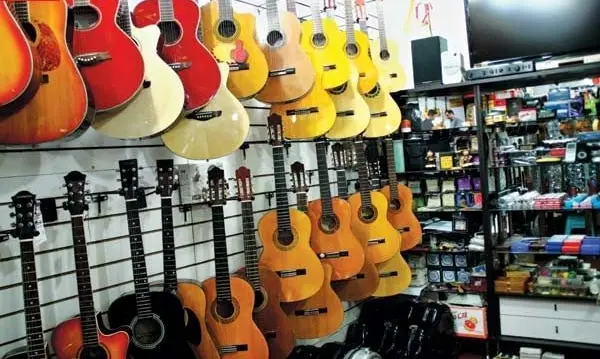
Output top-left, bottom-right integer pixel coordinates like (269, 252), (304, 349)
(265, 191), (275, 207)
(306, 169), (316, 184)
(90, 193), (108, 215)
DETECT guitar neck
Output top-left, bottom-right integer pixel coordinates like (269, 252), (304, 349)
(354, 141), (373, 207)
(212, 205), (232, 301)
(241, 201), (261, 291)
(376, 0), (388, 51)
(218, 0), (234, 21)
(384, 138), (399, 200)
(158, 0), (175, 22)
(296, 192), (308, 213)
(285, 0), (297, 16)
(316, 142), (334, 215)
(161, 197), (178, 293)
(272, 146), (292, 232)
(266, 0), (281, 32)
(336, 168), (349, 200)
(19, 240), (46, 359)
(11, 0), (30, 23)
(117, 0), (133, 37)
(310, 0), (324, 35)
(344, 0), (356, 44)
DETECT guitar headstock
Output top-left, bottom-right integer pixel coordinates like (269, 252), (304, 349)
(207, 166), (227, 206)
(156, 159), (175, 197)
(235, 166), (253, 202)
(332, 142), (348, 170)
(324, 0), (337, 10)
(267, 114), (284, 147)
(291, 162), (308, 194)
(10, 191), (38, 240)
(118, 159), (139, 200)
(365, 140), (381, 178)
(64, 171), (88, 216)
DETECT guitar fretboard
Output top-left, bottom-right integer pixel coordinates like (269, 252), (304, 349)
(272, 146), (292, 232)
(266, 0), (281, 32)
(310, 0), (325, 36)
(241, 201), (261, 292)
(375, 0), (388, 52)
(336, 168), (349, 200)
(384, 138), (399, 200)
(117, 0), (133, 37)
(354, 141), (373, 207)
(11, 1), (30, 23)
(19, 240), (46, 359)
(158, 0), (175, 22)
(344, 0), (356, 45)
(218, 0), (234, 21)
(286, 0), (297, 15)
(316, 142), (334, 216)
(161, 197), (178, 293)
(212, 205), (232, 301)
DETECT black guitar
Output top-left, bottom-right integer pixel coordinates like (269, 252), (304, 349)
(106, 159), (197, 359)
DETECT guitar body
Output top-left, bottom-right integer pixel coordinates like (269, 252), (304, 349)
(307, 198), (365, 280)
(362, 80), (402, 138)
(381, 184), (421, 250)
(201, 0), (268, 100)
(256, 11), (315, 104)
(161, 63), (249, 160)
(202, 276), (269, 358)
(347, 191), (400, 264)
(0, 3), (40, 115)
(300, 18), (350, 90)
(71, 0), (144, 112)
(373, 252), (412, 297)
(1, 346), (48, 359)
(351, 30), (379, 94)
(0, 0), (88, 145)
(369, 38), (406, 92)
(176, 282), (220, 359)
(280, 264), (344, 339)
(106, 291), (198, 358)
(270, 72), (335, 139)
(133, 0), (221, 110)
(331, 258), (379, 301)
(92, 25), (184, 139)
(238, 267), (295, 359)
(258, 208), (325, 302)
(52, 317), (129, 359)
(326, 65), (370, 139)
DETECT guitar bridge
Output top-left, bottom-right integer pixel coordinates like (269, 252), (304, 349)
(367, 238), (385, 246)
(294, 308), (328, 316)
(186, 110), (222, 121)
(336, 110), (354, 117)
(169, 62), (192, 71)
(219, 344), (248, 354)
(371, 112), (388, 118)
(397, 226), (411, 233)
(275, 268), (307, 278)
(332, 272), (366, 282)
(390, 73), (398, 78)
(318, 250), (349, 259)
(323, 64), (337, 71)
(286, 107), (319, 116)
(230, 63), (250, 71)
(269, 68), (296, 77)
(75, 52), (112, 66)
(379, 271), (399, 278)
(359, 72), (366, 77)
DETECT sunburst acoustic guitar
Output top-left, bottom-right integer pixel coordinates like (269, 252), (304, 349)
(258, 114), (325, 302)
(370, 0), (406, 92)
(201, 0), (268, 99)
(91, 0), (185, 139)
(353, 0), (379, 93)
(203, 166), (269, 359)
(235, 166), (296, 359)
(0, 3), (40, 116)
(255, 0), (314, 104)
(0, 0), (88, 145)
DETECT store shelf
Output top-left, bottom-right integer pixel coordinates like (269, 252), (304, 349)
(398, 166), (480, 176)
(398, 127), (479, 137)
(498, 292), (598, 303)
(490, 207), (599, 213)
(499, 335), (600, 352)
(416, 207), (483, 213)
(403, 246), (472, 254)
(494, 248), (600, 257)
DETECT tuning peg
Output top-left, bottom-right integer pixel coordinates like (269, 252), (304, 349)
(62, 202), (68, 210)
(9, 213), (15, 218)
(10, 223), (16, 228)
(116, 178), (121, 182)
(8, 204), (13, 209)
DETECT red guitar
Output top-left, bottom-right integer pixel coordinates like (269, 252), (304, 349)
(132, 0), (221, 111)
(70, 0), (145, 112)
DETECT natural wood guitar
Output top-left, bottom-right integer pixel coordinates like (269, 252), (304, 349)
(0, 0), (88, 145)
(256, 0), (315, 103)
(362, 76), (402, 138)
(258, 114), (325, 302)
(161, 62), (249, 160)
(201, 0), (268, 99)
(352, 0), (379, 94)
(370, 0), (406, 92)
(91, 2), (184, 139)
(203, 166), (269, 359)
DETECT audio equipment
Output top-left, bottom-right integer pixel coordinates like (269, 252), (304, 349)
(465, 61), (534, 81)
(411, 36), (447, 87)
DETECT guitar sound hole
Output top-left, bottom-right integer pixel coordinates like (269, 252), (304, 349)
(278, 230), (294, 246)
(217, 20), (237, 39)
(79, 345), (108, 359)
(365, 83), (381, 98)
(266, 30), (284, 47)
(158, 21), (182, 45)
(72, 6), (100, 31)
(216, 299), (235, 319)
(390, 198), (402, 211)
(311, 33), (326, 48)
(345, 43), (359, 57)
(254, 290), (266, 309)
(360, 206), (375, 221)
(20, 22), (37, 42)
(132, 317), (163, 347)
(319, 215), (339, 233)
(379, 49), (391, 61)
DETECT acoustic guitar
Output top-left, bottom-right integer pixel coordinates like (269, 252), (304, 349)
(4, 191), (49, 359)
(307, 141), (365, 280)
(352, 0), (379, 94)
(52, 172), (130, 359)
(379, 138), (422, 250)
(107, 159), (197, 359)
(154, 160), (220, 359)
(0, 0), (88, 145)
(370, 0), (406, 92)
(132, 0), (221, 111)
(91, 2), (184, 139)
(71, 0), (144, 112)
(329, 142), (379, 301)
(201, 0), (268, 99)
(257, 114), (325, 302)
(235, 166), (296, 359)
(202, 166), (269, 359)
(255, 0), (315, 104)
(0, 3), (40, 116)
(161, 62), (249, 160)
(300, 0), (349, 90)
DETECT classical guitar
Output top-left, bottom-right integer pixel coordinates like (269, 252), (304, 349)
(202, 166), (269, 358)
(380, 138), (422, 250)
(329, 142), (379, 301)
(161, 62), (249, 160)
(132, 0), (220, 111)
(52, 172), (130, 359)
(352, 0), (379, 94)
(347, 140), (400, 264)
(107, 159), (197, 359)
(0, 0), (88, 145)
(255, 0), (315, 104)
(201, 0), (268, 99)
(4, 191), (49, 359)
(257, 114), (325, 302)
(291, 161), (310, 214)
(300, 0), (349, 90)
(154, 160), (220, 359)
(235, 166), (295, 359)
(91, 1), (184, 139)
(0, 3), (40, 116)
(325, 0), (370, 140)
(370, 0), (406, 92)
(307, 141), (365, 280)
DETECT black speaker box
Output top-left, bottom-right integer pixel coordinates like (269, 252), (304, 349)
(411, 36), (448, 87)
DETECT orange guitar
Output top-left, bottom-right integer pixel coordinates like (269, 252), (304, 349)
(235, 166), (295, 359)
(52, 172), (130, 359)
(202, 166), (269, 359)
(258, 114), (325, 302)
(307, 141), (365, 280)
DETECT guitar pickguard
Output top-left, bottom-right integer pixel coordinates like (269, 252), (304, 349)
(33, 21), (61, 71)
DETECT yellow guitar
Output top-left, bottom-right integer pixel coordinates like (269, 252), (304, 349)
(362, 77), (402, 138)
(300, 0), (349, 90)
(352, 0), (379, 94)
(370, 0), (406, 92)
(201, 0), (268, 99)
(373, 252), (412, 297)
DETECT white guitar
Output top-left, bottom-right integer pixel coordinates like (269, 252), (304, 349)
(91, 1), (185, 139)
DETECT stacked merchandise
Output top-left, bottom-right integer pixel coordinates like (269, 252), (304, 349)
(520, 347), (542, 359)
(533, 193), (567, 209)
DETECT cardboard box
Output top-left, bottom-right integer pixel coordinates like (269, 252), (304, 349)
(448, 305), (488, 339)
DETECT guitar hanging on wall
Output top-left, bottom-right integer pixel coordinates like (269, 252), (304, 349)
(351, 0), (379, 94)
(370, 0), (406, 92)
